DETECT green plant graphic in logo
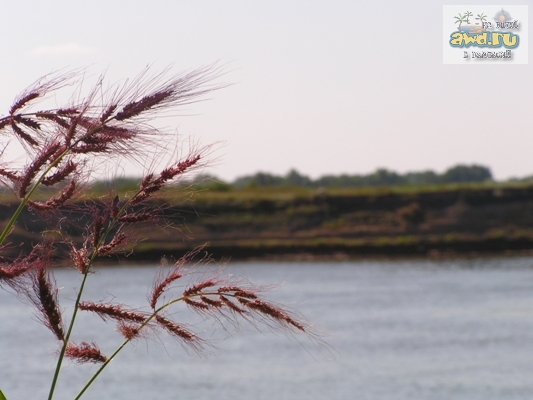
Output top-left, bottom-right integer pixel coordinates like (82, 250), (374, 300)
(471, 13), (488, 33)
(464, 11), (473, 24)
(454, 11), (484, 33)
(454, 12), (467, 31)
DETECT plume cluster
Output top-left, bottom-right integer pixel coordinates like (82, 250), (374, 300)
(0, 65), (317, 399)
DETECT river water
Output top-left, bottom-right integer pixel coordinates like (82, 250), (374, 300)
(2, 257), (533, 399)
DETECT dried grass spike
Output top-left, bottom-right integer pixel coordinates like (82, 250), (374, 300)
(115, 90), (173, 120)
(150, 246), (210, 308)
(0, 259), (36, 290)
(18, 141), (62, 196)
(158, 155), (201, 182)
(28, 180), (77, 211)
(57, 108), (78, 115)
(35, 113), (70, 129)
(219, 295), (246, 314)
(246, 300), (305, 332)
(200, 295), (223, 308)
(32, 266), (65, 341)
(117, 322), (143, 340)
(0, 168), (20, 183)
(78, 301), (146, 323)
(184, 298), (210, 311)
(14, 116), (41, 130)
(149, 267), (183, 309)
(11, 123), (38, 147)
(97, 231), (127, 255)
(183, 279), (217, 297)
(65, 116), (80, 144)
(41, 161), (77, 186)
(155, 315), (196, 342)
(10, 92), (40, 114)
(92, 214), (105, 249)
(100, 104), (118, 122)
(218, 286), (257, 299)
(0, 118), (10, 130)
(71, 142), (108, 154)
(111, 195), (120, 219)
(65, 342), (107, 364)
(70, 244), (89, 274)
(118, 213), (153, 223)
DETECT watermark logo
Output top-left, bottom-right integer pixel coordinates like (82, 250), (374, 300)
(443, 6), (528, 64)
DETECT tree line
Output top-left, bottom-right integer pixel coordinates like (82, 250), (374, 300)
(229, 164), (493, 188)
(86, 164), (494, 191)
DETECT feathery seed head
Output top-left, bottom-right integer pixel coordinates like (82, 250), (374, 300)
(97, 231), (127, 256)
(117, 322), (144, 340)
(29, 263), (65, 341)
(65, 342), (107, 364)
(9, 92), (40, 115)
(78, 301), (147, 323)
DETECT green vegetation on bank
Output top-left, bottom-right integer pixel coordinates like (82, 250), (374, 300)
(3, 180), (533, 262)
(68, 163), (498, 197)
(3, 164), (533, 262)
(230, 164), (493, 188)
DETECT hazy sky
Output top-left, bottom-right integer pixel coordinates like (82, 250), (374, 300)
(1, 1), (531, 181)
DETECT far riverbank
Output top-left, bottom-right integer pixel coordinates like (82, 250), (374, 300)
(4, 183), (533, 263)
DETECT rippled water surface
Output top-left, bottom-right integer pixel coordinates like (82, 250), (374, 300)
(3, 258), (533, 399)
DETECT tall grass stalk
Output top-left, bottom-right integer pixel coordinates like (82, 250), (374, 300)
(0, 66), (318, 399)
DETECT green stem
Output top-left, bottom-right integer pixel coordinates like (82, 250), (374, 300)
(0, 198), (29, 245)
(49, 180), (153, 399)
(47, 222), (116, 400)
(3, 144), (87, 400)
(0, 146), (73, 399)
(0, 113), (132, 399)
(73, 337), (129, 400)
(0, 119), (114, 400)
(73, 304), (165, 400)
(47, 270), (90, 400)
(0, 149), (67, 246)
(73, 291), (218, 399)
(0, 114), (114, 246)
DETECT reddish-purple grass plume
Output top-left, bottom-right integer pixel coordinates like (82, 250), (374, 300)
(78, 301), (146, 323)
(31, 265), (65, 341)
(0, 65), (319, 400)
(65, 342), (107, 364)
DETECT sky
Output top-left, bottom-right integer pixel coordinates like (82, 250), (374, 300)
(0, 1), (532, 182)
